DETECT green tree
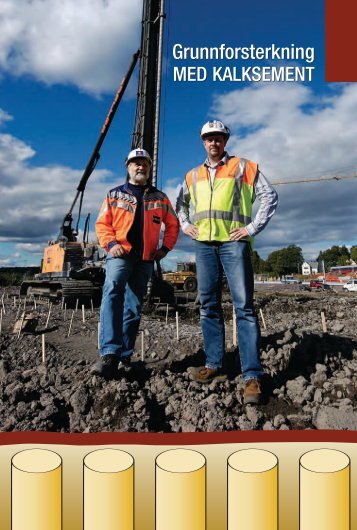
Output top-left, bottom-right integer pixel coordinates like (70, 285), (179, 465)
(251, 250), (265, 274)
(350, 246), (357, 263)
(317, 245), (351, 269)
(265, 245), (303, 277)
(339, 245), (351, 265)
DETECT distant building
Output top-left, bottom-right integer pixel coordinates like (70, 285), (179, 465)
(302, 261), (319, 275)
(330, 264), (357, 276)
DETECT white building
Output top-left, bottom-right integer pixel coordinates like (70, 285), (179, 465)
(302, 261), (318, 275)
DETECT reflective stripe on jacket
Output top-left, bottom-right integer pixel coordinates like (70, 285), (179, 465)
(185, 156), (257, 242)
(95, 183), (179, 260)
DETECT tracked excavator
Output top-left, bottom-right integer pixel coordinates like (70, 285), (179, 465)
(20, 0), (166, 304)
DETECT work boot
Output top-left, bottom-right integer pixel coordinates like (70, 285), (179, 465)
(90, 354), (119, 377)
(243, 379), (262, 405)
(118, 355), (132, 373)
(189, 366), (227, 384)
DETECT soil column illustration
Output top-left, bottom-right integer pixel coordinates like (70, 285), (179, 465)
(83, 448), (134, 530)
(11, 448), (62, 530)
(156, 448), (206, 530)
(228, 448), (278, 530)
(300, 448), (350, 530)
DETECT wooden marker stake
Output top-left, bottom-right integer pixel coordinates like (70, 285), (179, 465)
(321, 312), (327, 333)
(232, 307), (237, 347)
(67, 311), (75, 337)
(17, 313), (25, 339)
(42, 334), (46, 363)
(45, 304), (52, 328)
(176, 312), (179, 340)
(259, 308), (267, 330)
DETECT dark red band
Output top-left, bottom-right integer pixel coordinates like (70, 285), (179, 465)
(325, 0), (357, 81)
(1, 430), (357, 446)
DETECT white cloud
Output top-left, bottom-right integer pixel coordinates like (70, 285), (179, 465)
(212, 83), (357, 259)
(213, 83), (357, 180)
(0, 0), (142, 95)
(161, 250), (196, 272)
(15, 243), (43, 253)
(163, 181), (181, 211)
(0, 109), (13, 126)
(0, 121), (114, 246)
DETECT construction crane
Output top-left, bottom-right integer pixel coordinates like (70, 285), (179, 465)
(271, 173), (357, 185)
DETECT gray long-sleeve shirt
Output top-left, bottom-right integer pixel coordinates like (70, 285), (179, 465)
(176, 153), (278, 237)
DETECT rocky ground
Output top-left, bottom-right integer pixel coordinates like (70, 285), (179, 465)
(0, 286), (356, 432)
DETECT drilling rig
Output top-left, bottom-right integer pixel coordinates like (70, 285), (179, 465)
(20, 0), (166, 304)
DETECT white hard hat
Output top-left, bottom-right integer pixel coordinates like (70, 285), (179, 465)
(125, 148), (152, 166)
(200, 120), (230, 139)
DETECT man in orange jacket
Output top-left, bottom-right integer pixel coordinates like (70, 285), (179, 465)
(92, 148), (179, 376)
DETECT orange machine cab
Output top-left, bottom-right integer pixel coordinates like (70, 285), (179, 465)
(42, 243), (84, 274)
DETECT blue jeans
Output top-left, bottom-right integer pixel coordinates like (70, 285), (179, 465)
(195, 240), (264, 381)
(99, 253), (153, 358)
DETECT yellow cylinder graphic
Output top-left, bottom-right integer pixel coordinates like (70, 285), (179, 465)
(83, 448), (134, 530)
(228, 448), (278, 530)
(11, 448), (62, 530)
(156, 448), (206, 530)
(300, 448), (350, 530)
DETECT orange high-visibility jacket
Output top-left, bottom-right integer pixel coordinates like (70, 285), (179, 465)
(96, 183), (179, 260)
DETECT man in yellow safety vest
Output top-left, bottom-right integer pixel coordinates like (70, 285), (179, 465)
(176, 120), (278, 404)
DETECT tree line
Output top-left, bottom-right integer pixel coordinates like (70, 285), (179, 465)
(0, 267), (40, 287)
(251, 245), (357, 277)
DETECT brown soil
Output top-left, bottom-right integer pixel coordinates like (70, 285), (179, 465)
(0, 286), (356, 432)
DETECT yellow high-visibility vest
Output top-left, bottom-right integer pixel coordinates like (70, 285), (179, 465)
(185, 156), (257, 243)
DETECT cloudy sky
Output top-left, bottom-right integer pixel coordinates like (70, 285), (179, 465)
(0, 0), (356, 270)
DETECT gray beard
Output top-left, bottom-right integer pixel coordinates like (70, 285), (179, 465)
(130, 173), (148, 185)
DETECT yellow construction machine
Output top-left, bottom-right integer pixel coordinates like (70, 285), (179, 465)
(163, 262), (198, 292)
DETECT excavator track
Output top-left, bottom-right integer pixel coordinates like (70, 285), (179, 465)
(20, 279), (102, 304)
(60, 280), (102, 303)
